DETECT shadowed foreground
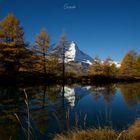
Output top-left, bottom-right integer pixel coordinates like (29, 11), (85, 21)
(54, 120), (140, 140)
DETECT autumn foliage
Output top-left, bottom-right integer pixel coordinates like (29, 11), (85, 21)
(0, 14), (140, 81)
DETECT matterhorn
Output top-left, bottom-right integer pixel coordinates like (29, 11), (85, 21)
(51, 41), (93, 65)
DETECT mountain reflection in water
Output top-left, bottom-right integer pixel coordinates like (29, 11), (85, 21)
(0, 83), (140, 139)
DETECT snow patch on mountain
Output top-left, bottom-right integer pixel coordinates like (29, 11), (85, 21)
(100, 60), (121, 68)
(50, 41), (121, 68)
(65, 41), (76, 62)
(65, 41), (93, 65)
(113, 61), (121, 68)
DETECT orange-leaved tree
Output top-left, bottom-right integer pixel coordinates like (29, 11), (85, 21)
(0, 14), (31, 75)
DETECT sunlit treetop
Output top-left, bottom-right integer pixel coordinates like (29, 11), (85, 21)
(0, 13), (24, 46)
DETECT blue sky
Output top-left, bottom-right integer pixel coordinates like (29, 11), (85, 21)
(0, 0), (140, 61)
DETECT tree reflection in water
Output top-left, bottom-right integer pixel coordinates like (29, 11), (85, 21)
(0, 86), (24, 140)
(90, 84), (116, 103)
(119, 83), (140, 107)
(1, 83), (140, 139)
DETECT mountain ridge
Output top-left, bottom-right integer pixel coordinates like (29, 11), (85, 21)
(49, 41), (121, 68)
(50, 41), (93, 65)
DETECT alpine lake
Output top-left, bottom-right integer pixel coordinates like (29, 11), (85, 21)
(1, 82), (140, 140)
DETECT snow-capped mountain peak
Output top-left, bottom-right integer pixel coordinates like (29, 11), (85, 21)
(65, 41), (93, 64)
(50, 41), (93, 65)
(65, 41), (76, 62)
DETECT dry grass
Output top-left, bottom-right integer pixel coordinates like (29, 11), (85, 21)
(54, 128), (117, 140)
(127, 119), (140, 140)
(54, 120), (140, 140)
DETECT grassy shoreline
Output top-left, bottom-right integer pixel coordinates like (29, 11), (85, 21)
(54, 119), (140, 140)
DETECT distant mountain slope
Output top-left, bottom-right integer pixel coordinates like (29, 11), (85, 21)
(49, 41), (121, 72)
(50, 41), (93, 65)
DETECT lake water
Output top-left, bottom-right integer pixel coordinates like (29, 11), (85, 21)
(1, 83), (140, 140)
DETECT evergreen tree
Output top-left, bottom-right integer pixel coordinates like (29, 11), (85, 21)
(58, 32), (67, 77)
(120, 50), (137, 76)
(46, 54), (61, 75)
(0, 14), (30, 75)
(34, 29), (50, 74)
(0, 14), (24, 45)
(102, 57), (118, 76)
(90, 56), (103, 75)
(136, 54), (140, 76)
